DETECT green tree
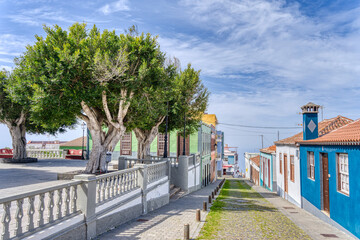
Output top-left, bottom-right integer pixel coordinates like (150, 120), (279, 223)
(161, 63), (209, 138)
(13, 23), (168, 173)
(0, 70), (69, 159)
(126, 62), (209, 159)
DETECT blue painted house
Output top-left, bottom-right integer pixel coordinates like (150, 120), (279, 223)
(216, 130), (224, 177)
(259, 145), (276, 192)
(298, 103), (360, 239)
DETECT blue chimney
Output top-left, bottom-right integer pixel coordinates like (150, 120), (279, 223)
(301, 102), (320, 140)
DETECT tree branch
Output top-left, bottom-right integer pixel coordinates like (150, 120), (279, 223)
(102, 90), (120, 129)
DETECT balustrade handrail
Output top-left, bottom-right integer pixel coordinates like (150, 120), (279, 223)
(26, 149), (64, 152)
(96, 167), (140, 180)
(0, 180), (82, 204)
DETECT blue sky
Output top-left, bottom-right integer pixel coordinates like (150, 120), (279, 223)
(1, 0), (360, 170)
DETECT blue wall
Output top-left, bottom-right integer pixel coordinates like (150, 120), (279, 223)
(300, 145), (360, 238)
(303, 113), (318, 140)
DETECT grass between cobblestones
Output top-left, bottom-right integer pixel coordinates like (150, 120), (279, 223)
(197, 179), (311, 240)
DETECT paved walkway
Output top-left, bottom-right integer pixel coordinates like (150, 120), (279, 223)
(198, 178), (311, 239)
(247, 180), (356, 240)
(0, 158), (87, 196)
(97, 181), (221, 240)
(197, 178), (355, 240)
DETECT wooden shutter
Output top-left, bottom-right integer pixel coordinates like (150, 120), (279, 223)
(157, 133), (170, 157)
(177, 134), (190, 156)
(290, 155), (295, 182)
(120, 132), (132, 155)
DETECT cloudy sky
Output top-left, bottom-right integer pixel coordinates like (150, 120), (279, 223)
(1, 0), (360, 170)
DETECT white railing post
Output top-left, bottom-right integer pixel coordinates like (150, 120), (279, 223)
(73, 174), (97, 240)
(134, 164), (148, 215)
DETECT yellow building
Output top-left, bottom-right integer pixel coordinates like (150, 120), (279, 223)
(202, 113), (218, 127)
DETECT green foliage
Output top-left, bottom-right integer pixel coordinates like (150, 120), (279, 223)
(14, 23), (170, 132)
(0, 70), (24, 124)
(159, 64), (209, 136)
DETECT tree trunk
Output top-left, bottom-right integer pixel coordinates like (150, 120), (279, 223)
(134, 127), (159, 159)
(80, 100), (127, 174)
(84, 126), (121, 173)
(8, 122), (27, 159)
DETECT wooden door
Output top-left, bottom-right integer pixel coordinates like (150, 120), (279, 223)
(284, 154), (288, 193)
(157, 133), (170, 157)
(268, 159), (271, 187)
(177, 134), (190, 156)
(322, 153), (330, 214)
(120, 132), (132, 155)
(262, 159), (265, 187)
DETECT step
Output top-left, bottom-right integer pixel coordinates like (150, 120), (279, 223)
(170, 190), (186, 201)
(170, 186), (181, 199)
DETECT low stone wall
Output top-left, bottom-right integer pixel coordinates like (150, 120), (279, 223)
(0, 157), (37, 163)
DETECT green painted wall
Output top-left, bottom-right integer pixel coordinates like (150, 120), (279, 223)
(190, 132), (198, 154)
(170, 132), (177, 154)
(60, 146), (83, 150)
(150, 136), (158, 152)
(132, 131), (138, 152)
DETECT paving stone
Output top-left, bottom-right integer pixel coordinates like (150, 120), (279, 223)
(97, 181), (221, 240)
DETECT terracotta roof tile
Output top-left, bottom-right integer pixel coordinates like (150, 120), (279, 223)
(299, 119), (360, 145)
(250, 155), (260, 167)
(60, 137), (87, 147)
(275, 116), (353, 145)
(260, 145), (276, 154)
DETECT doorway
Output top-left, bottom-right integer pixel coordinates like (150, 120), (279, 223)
(284, 154), (288, 193)
(321, 153), (330, 214)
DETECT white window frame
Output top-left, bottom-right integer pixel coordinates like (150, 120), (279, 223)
(308, 151), (315, 180)
(337, 153), (349, 195)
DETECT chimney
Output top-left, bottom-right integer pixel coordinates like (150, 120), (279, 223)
(301, 102), (320, 140)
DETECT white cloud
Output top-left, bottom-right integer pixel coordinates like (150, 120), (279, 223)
(100, 0), (130, 15)
(162, 1), (360, 92)
(0, 65), (12, 71)
(8, 6), (75, 26)
(159, 0), (360, 163)
(0, 34), (30, 62)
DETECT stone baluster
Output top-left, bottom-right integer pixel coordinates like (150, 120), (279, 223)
(101, 179), (106, 202)
(38, 193), (45, 226)
(65, 187), (70, 216)
(27, 196), (35, 231)
(56, 189), (63, 219)
(111, 176), (116, 198)
(47, 191), (55, 222)
(96, 180), (101, 204)
(71, 185), (77, 213)
(106, 177), (111, 200)
(14, 199), (24, 236)
(1, 201), (11, 239)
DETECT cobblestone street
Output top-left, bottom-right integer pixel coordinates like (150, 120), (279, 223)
(198, 179), (311, 240)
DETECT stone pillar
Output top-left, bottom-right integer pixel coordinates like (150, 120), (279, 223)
(73, 174), (97, 240)
(178, 155), (189, 191)
(134, 164), (148, 214)
(118, 157), (126, 170)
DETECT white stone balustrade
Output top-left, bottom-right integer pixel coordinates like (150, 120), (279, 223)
(95, 168), (140, 206)
(1, 162), (171, 240)
(147, 161), (167, 184)
(0, 181), (81, 240)
(26, 149), (65, 159)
